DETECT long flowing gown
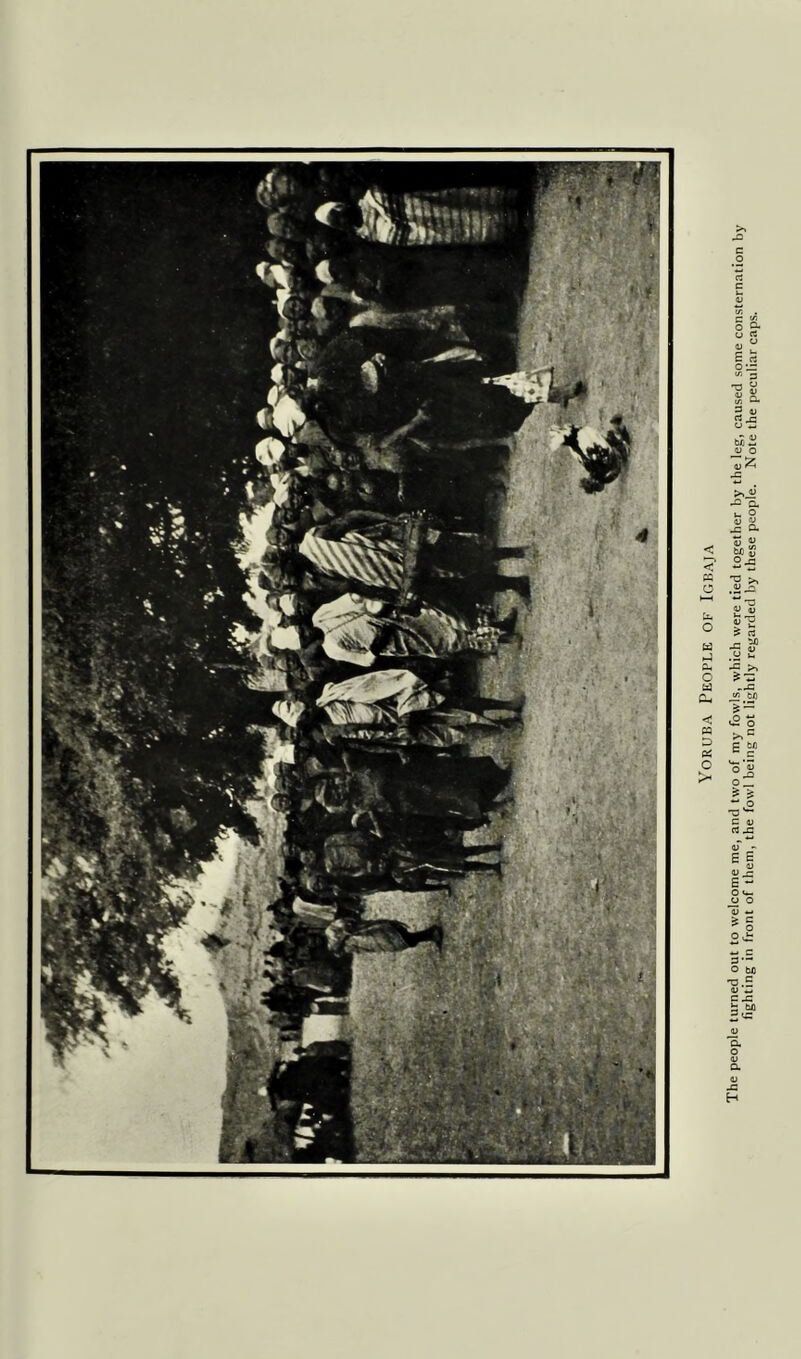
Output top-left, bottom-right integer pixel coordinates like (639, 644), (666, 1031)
(311, 593), (501, 666)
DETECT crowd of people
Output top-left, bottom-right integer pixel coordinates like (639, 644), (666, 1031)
(239, 161), (584, 1161)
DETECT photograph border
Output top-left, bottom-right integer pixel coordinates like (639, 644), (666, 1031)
(26, 145), (674, 1179)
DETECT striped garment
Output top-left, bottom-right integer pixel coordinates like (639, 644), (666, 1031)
(357, 185), (520, 247)
(299, 525), (404, 591)
(311, 594), (387, 667)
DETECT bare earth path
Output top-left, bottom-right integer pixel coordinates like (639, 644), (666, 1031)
(348, 161), (663, 1166)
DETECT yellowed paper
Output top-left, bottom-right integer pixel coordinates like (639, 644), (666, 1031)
(3, 0), (801, 1354)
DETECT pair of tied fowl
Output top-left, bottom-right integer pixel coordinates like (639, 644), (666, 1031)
(550, 416), (631, 494)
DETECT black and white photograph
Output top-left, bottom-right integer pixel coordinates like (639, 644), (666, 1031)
(31, 151), (669, 1172)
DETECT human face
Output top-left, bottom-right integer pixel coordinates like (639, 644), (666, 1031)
(360, 353), (387, 394)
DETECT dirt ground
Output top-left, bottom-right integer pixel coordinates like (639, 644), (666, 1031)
(347, 161), (663, 1166)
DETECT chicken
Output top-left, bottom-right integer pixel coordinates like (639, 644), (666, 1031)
(549, 417), (630, 494)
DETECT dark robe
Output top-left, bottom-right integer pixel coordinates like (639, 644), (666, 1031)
(344, 751), (508, 831)
(312, 328), (531, 445)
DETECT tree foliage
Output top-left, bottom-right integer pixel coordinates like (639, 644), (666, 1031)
(40, 162), (271, 1062)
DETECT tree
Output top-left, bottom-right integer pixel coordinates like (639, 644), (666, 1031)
(39, 161), (273, 1062)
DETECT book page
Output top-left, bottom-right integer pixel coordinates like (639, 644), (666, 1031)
(2, 1), (799, 1354)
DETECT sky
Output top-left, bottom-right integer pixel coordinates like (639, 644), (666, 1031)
(32, 836), (238, 1169)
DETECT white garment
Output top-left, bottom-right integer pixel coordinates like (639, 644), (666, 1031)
(258, 604), (283, 634)
(311, 593), (386, 667)
(270, 470), (293, 506)
(273, 394), (306, 438)
(278, 591), (299, 617)
(272, 698), (304, 728)
(292, 897), (337, 927)
(255, 625), (279, 661)
(270, 622), (301, 652)
(266, 743), (296, 793)
(270, 330), (291, 361)
(270, 264), (290, 290)
(255, 437), (286, 467)
(314, 202), (340, 227)
(317, 668), (439, 725)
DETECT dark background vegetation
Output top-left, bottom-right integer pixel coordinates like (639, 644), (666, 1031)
(39, 160), (661, 1166)
(40, 163), (270, 1061)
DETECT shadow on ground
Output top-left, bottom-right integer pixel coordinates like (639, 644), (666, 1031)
(347, 161), (662, 1166)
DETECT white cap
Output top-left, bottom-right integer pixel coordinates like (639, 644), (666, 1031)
(272, 394), (306, 438)
(270, 623), (302, 652)
(272, 698), (304, 728)
(270, 471), (292, 506)
(255, 437), (285, 466)
(314, 201), (343, 227)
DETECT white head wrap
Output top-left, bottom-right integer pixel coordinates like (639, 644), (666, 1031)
(272, 698), (304, 728)
(270, 623), (301, 652)
(255, 437), (285, 467)
(314, 202), (344, 227)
